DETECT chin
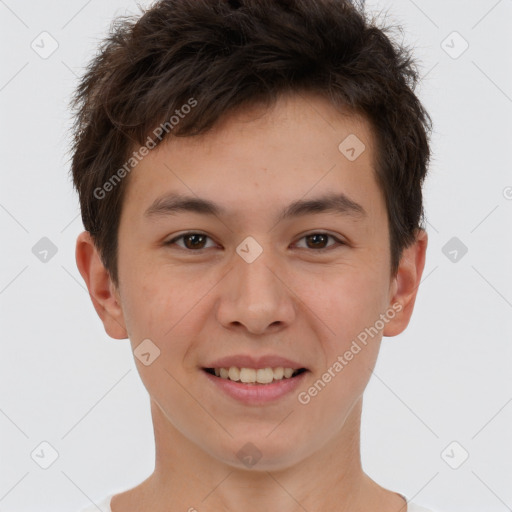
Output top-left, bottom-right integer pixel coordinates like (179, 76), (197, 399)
(211, 433), (308, 472)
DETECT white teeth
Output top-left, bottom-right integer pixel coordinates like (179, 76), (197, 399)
(228, 366), (240, 381)
(283, 367), (294, 378)
(256, 368), (274, 384)
(211, 366), (301, 384)
(273, 367), (284, 379)
(240, 368), (256, 383)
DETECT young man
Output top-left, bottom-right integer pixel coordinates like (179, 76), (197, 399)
(71, 0), (436, 511)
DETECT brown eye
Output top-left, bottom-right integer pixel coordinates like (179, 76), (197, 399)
(295, 232), (344, 251)
(165, 233), (215, 251)
(305, 233), (329, 249)
(183, 234), (207, 249)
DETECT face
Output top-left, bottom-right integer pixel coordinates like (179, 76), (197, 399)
(93, 93), (416, 470)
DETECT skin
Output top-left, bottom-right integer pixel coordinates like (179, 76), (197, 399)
(76, 92), (427, 512)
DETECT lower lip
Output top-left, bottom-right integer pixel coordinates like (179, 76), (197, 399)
(202, 369), (308, 405)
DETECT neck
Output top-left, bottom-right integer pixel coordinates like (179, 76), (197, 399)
(137, 397), (390, 512)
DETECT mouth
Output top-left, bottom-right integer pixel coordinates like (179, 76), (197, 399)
(203, 366), (308, 385)
(202, 365), (309, 404)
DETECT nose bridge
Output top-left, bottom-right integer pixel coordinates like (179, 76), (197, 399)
(216, 237), (295, 334)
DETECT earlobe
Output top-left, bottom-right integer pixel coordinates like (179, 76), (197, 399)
(75, 231), (128, 340)
(383, 229), (428, 337)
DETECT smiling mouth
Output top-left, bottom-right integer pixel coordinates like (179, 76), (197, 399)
(203, 367), (307, 385)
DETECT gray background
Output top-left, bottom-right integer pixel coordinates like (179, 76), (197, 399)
(1, 1), (511, 511)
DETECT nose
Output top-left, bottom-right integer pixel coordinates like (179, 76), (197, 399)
(215, 246), (296, 335)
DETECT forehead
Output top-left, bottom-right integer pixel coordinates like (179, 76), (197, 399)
(120, 93), (383, 225)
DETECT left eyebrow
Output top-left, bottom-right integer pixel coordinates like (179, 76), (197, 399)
(144, 191), (367, 221)
(275, 192), (367, 223)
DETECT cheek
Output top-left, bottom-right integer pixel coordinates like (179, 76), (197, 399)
(301, 267), (389, 399)
(119, 258), (178, 328)
(295, 277), (384, 421)
(120, 268), (213, 371)
(306, 266), (389, 339)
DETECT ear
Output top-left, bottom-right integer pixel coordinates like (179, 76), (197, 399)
(75, 231), (128, 339)
(383, 228), (428, 337)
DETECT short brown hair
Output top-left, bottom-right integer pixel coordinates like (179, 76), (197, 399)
(69, 0), (432, 288)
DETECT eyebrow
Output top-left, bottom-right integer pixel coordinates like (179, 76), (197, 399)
(144, 191), (367, 222)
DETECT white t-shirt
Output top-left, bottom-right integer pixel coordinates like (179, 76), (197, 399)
(78, 493), (437, 512)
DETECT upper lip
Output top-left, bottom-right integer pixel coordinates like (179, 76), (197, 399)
(204, 354), (307, 370)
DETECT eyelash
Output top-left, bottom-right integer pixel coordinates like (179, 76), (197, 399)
(164, 232), (346, 253)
